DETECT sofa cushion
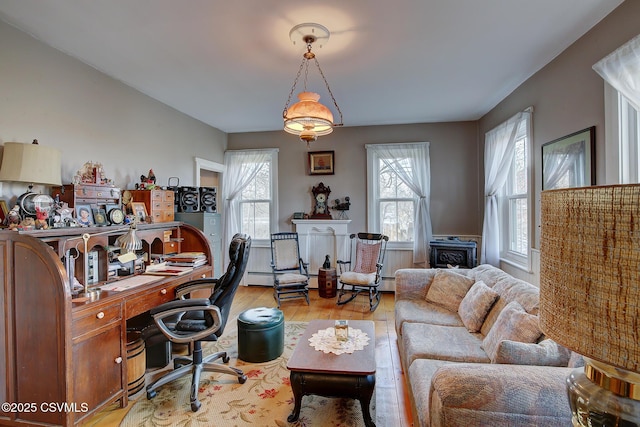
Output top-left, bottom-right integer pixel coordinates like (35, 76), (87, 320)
(428, 363), (574, 427)
(458, 280), (499, 332)
(479, 275), (541, 336)
(494, 339), (572, 366)
(401, 323), (490, 369)
(425, 269), (475, 312)
(395, 299), (464, 336)
(482, 301), (542, 363)
(340, 271), (377, 285)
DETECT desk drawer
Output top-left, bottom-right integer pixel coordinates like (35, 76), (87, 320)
(73, 303), (122, 339)
(126, 283), (178, 318)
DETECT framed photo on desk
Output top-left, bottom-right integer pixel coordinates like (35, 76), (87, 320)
(132, 202), (147, 222)
(76, 204), (94, 227)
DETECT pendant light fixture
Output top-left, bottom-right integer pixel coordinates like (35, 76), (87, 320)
(283, 23), (343, 146)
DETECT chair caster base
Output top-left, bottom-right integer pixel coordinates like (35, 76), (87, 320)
(222, 354), (230, 363)
(190, 400), (201, 412)
(147, 390), (157, 400)
(239, 374), (248, 384)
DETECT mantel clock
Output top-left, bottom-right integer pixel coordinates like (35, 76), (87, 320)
(311, 182), (332, 219)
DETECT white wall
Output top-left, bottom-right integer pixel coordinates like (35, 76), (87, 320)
(0, 19), (226, 203)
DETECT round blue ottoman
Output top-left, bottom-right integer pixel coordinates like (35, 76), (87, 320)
(237, 307), (284, 363)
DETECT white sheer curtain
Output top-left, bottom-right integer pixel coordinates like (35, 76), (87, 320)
(593, 33), (640, 111)
(542, 140), (585, 190)
(481, 111), (529, 266)
(221, 149), (272, 250)
(366, 142), (432, 265)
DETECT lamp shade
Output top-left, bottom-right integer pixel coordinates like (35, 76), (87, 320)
(0, 141), (62, 186)
(284, 91), (335, 137)
(539, 184), (640, 373)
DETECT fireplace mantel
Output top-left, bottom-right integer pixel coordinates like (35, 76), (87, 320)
(292, 219), (351, 274)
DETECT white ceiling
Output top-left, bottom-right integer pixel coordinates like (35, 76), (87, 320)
(0, 0), (624, 133)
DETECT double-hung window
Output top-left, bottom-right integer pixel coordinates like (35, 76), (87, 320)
(501, 120), (530, 261)
(604, 84), (640, 183)
(239, 162), (272, 239)
(594, 34), (640, 184)
(222, 149), (278, 244)
(482, 109), (532, 269)
(366, 142), (432, 265)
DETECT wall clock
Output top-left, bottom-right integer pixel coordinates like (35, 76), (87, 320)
(311, 182), (332, 219)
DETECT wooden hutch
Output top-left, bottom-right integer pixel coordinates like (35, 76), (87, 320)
(0, 222), (213, 426)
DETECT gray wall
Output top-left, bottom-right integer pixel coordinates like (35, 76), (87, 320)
(228, 122), (480, 236)
(0, 19), (226, 203)
(479, 0), (640, 249)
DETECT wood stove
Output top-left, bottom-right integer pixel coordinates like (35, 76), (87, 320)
(430, 238), (477, 269)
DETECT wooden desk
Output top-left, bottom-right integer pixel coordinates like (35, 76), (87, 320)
(0, 222), (213, 426)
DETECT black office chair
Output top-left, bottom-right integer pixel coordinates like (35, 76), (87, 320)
(336, 233), (389, 311)
(270, 232), (310, 307)
(144, 233), (251, 412)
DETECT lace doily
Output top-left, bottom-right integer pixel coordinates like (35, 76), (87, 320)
(308, 327), (370, 355)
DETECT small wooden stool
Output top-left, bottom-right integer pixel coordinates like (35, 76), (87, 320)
(318, 268), (337, 298)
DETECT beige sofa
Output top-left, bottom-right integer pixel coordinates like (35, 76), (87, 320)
(395, 264), (579, 427)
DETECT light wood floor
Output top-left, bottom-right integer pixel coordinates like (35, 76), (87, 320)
(86, 285), (414, 426)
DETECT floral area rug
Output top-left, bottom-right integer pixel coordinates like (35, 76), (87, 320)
(120, 321), (375, 427)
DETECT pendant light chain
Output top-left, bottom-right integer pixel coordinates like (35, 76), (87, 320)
(283, 40), (342, 126)
(283, 58), (307, 119)
(314, 56), (343, 126)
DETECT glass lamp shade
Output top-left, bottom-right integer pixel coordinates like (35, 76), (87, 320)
(284, 92), (334, 138)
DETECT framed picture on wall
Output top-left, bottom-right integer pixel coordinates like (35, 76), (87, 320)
(308, 151), (335, 175)
(542, 126), (595, 190)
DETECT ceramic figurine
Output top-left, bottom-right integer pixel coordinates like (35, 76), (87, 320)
(323, 255), (331, 269)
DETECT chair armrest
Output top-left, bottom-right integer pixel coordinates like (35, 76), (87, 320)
(395, 268), (438, 301)
(300, 258), (309, 276)
(175, 278), (218, 299)
(149, 297), (210, 315)
(336, 259), (351, 274)
(152, 299), (222, 344)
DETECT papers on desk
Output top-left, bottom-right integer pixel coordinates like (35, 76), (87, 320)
(143, 262), (194, 276)
(99, 275), (162, 292)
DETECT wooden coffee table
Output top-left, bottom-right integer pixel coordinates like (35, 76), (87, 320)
(286, 319), (376, 427)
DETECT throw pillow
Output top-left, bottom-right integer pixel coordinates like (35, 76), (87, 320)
(458, 280), (499, 332)
(482, 300), (542, 362)
(425, 269), (475, 312)
(493, 339), (572, 366)
(353, 241), (381, 273)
